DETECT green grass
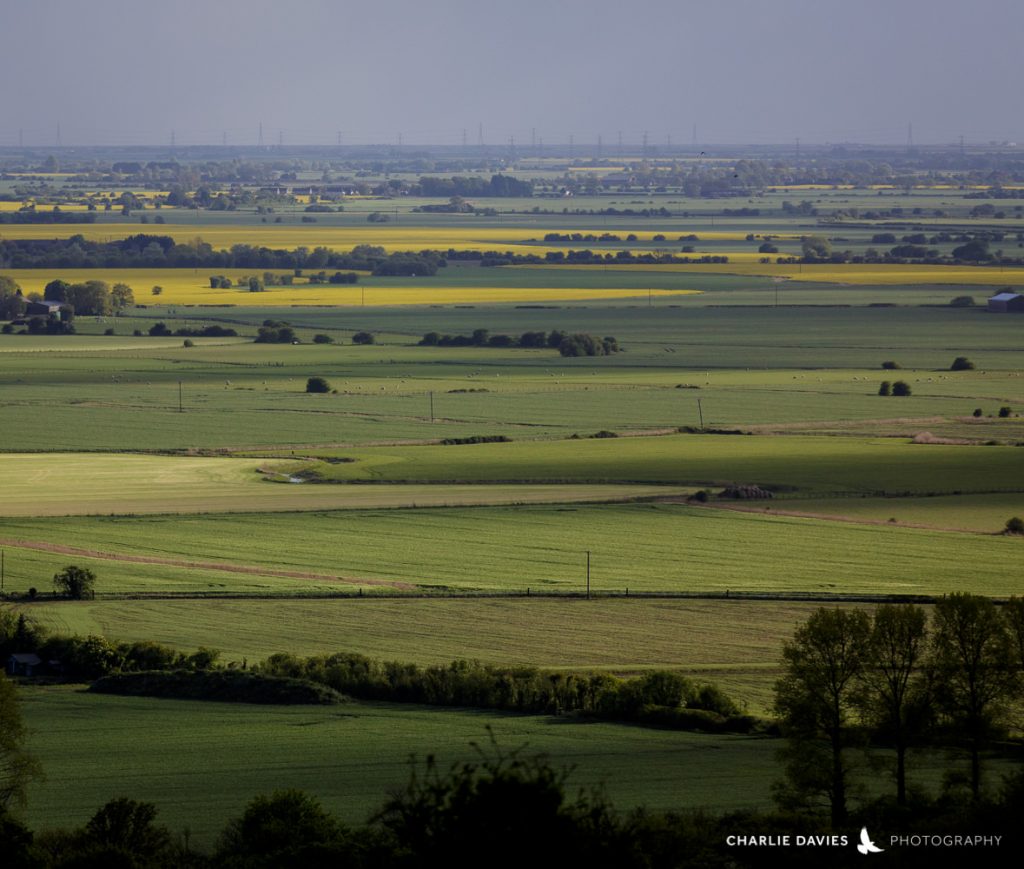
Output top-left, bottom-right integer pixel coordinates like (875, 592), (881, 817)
(19, 688), (781, 846)
(2, 502), (1021, 597)
(0, 453), (678, 516)
(15, 597), (823, 712)
(262, 434), (1024, 497)
(727, 492), (1024, 533)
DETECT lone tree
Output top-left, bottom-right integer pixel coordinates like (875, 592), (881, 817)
(773, 607), (871, 826)
(53, 565), (96, 599)
(305, 376), (331, 394)
(950, 356), (975, 371)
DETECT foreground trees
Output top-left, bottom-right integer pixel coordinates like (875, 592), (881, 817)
(775, 594), (1022, 823)
(0, 675), (40, 809)
(773, 609), (870, 825)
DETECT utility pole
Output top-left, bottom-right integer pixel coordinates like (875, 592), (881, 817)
(178, 380), (183, 413)
(697, 398), (704, 431)
(429, 391), (434, 422)
(586, 550), (591, 599)
(258, 122), (264, 147)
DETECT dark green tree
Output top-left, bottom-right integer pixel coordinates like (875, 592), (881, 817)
(773, 608), (871, 826)
(53, 565), (96, 600)
(860, 604), (930, 804)
(0, 675), (42, 809)
(929, 593), (1015, 799)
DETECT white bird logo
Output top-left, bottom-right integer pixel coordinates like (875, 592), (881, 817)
(857, 827), (884, 855)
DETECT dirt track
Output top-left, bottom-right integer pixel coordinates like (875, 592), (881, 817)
(0, 538), (413, 589)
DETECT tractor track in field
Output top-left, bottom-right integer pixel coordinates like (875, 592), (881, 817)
(0, 538), (414, 589)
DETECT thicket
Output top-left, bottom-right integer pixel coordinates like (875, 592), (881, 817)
(90, 670), (345, 705)
(417, 329), (619, 356)
(254, 653), (754, 733)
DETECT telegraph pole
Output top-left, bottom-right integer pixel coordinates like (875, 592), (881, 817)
(429, 391), (434, 422)
(586, 550), (591, 599)
(178, 380), (183, 413)
(697, 398), (704, 431)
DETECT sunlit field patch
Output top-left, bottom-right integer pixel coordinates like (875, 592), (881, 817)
(0, 268), (698, 306)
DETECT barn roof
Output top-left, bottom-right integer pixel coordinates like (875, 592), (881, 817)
(989, 292), (1021, 302)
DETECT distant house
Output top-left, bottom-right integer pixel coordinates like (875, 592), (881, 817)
(24, 300), (64, 317)
(6, 653), (41, 677)
(988, 292), (1024, 313)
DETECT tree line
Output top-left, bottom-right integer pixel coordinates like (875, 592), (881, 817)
(418, 328), (619, 356)
(775, 594), (1024, 826)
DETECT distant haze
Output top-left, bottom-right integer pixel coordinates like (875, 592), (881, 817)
(2, 0), (1021, 147)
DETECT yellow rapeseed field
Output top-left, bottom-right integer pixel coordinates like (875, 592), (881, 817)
(0, 268), (698, 307)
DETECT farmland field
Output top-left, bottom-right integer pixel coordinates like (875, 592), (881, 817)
(4, 162), (1024, 837)
(2, 502), (1021, 598)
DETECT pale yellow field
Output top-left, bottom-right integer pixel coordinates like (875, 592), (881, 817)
(0, 223), (575, 255)
(0, 268), (698, 306)
(0, 454), (684, 516)
(532, 262), (1024, 286)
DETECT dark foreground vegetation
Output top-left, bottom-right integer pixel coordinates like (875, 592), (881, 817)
(2, 746), (1023, 868)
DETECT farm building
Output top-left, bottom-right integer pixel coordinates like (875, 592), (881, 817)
(987, 292), (1024, 312)
(25, 300), (65, 317)
(6, 653), (41, 676)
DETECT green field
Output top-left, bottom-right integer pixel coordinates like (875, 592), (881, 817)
(17, 597), (827, 711)
(5, 172), (1024, 836)
(19, 688), (782, 845)
(2, 502), (1021, 598)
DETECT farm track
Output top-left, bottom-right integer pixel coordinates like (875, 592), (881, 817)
(0, 538), (413, 589)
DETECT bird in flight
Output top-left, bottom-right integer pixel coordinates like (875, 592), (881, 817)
(857, 827), (884, 855)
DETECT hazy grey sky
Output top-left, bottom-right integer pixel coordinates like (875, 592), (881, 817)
(2, 0), (1021, 147)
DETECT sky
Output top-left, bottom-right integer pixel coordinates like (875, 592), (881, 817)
(2, 0), (1022, 147)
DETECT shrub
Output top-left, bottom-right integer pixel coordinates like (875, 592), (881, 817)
(998, 406), (1012, 418)
(950, 295), (976, 307)
(148, 322), (172, 337)
(352, 331), (374, 345)
(950, 356), (975, 371)
(305, 377), (331, 394)
(182, 339), (194, 347)
(312, 334), (334, 344)
(881, 361), (901, 370)
(878, 381), (892, 396)
(1005, 516), (1024, 535)
(891, 381), (912, 396)
(103, 327), (115, 336)
(973, 408), (983, 417)
(53, 565), (96, 599)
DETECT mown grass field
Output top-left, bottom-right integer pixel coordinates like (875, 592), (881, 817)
(0, 453), (678, 516)
(14, 597), (847, 711)
(261, 434), (1024, 497)
(18, 688), (781, 845)
(2, 502), (1021, 597)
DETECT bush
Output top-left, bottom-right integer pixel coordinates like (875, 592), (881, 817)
(881, 361), (901, 370)
(1005, 516), (1024, 535)
(998, 406), (1012, 418)
(950, 356), (975, 371)
(312, 334), (334, 344)
(182, 338), (193, 347)
(352, 331), (374, 345)
(878, 381), (892, 396)
(53, 565), (96, 599)
(973, 408), (983, 417)
(148, 322), (172, 337)
(90, 670), (346, 705)
(950, 295), (976, 307)
(306, 377), (331, 394)
(891, 381), (912, 396)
